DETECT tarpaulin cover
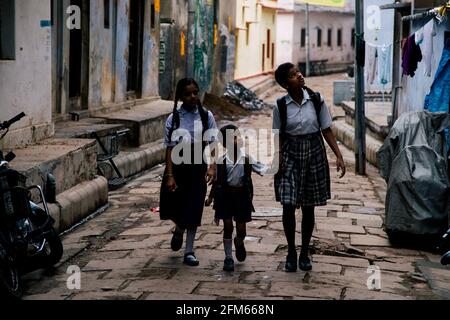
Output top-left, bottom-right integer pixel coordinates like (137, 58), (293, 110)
(378, 111), (450, 235)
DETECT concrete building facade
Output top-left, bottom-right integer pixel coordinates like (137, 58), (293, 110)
(0, 0), (54, 149)
(51, 0), (161, 120)
(235, 0), (279, 80)
(276, 0), (355, 73)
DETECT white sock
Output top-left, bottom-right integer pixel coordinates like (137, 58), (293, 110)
(224, 239), (233, 259)
(185, 228), (197, 254)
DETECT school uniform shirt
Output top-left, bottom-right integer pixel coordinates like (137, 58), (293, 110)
(221, 149), (267, 187)
(164, 105), (218, 147)
(272, 88), (333, 135)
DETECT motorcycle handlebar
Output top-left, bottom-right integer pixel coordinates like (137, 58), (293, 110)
(0, 112), (26, 130)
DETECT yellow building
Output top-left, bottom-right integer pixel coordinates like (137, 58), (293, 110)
(235, 0), (279, 80)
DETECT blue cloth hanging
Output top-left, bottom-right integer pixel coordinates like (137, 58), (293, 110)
(424, 39), (450, 151)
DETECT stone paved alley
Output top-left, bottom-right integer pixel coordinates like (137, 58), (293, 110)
(22, 74), (449, 300)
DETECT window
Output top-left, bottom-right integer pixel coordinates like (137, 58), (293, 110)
(351, 28), (355, 48)
(337, 28), (342, 47)
(327, 28), (332, 47)
(246, 22), (250, 46)
(104, 0), (110, 29)
(0, 0), (15, 60)
(301, 28), (305, 47)
(317, 28), (322, 47)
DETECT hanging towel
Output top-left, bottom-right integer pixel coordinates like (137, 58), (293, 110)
(377, 45), (392, 85)
(421, 19), (437, 77)
(365, 45), (378, 85)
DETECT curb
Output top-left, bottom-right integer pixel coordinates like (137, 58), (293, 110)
(48, 176), (109, 232)
(113, 140), (166, 179)
(332, 120), (383, 168)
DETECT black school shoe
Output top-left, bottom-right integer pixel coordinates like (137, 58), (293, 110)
(234, 237), (247, 262)
(284, 252), (298, 272)
(171, 231), (183, 252)
(299, 256), (312, 271)
(223, 257), (235, 272)
(183, 253), (199, 266)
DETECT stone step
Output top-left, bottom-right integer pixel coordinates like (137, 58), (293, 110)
(9, 138), (97, 197)
(332, 119), (383, 168)
(98, 139), (165, 180)
(341, 101), (391, 141)
(94, 99), (173, 147)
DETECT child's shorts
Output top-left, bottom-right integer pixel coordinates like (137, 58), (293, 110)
(213, 186), (253, 223)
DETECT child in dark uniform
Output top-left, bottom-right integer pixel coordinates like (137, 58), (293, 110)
(206, 124), (266, 271)
(160, 78), (218, 267)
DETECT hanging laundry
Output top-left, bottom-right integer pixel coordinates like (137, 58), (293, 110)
(424, 38), (450, 113)
(377, 45), (392, 85)
(424, 38), (450, 150)
(415, 26), (424, 45)
(365, 44), (378, 85)
(421, 19), (437, 77)
(402, 34), (423, 77)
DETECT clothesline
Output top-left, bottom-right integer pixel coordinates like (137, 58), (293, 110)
(356, 17), (435, 48)
(356, 2), (449, 48)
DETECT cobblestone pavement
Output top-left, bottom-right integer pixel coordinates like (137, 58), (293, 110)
(22, 74), (448, 300)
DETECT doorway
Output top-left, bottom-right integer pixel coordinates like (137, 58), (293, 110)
(127, 0), (145, 98)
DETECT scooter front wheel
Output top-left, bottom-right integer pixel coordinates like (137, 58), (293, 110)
(0, 244), (23, 299)
(41, 229), (63, 268)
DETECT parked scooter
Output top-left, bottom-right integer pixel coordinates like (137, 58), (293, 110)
(0, 113), (63, 299)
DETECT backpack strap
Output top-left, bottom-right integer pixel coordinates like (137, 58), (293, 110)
(168, 105), (210, 145)
(167, 109), (180, 145)
(277, 97), (288, 138)
(304, 86), (323, 128)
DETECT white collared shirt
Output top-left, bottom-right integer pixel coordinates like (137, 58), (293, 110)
(220, 148), (267, 187)
(272, 88), (333, 135)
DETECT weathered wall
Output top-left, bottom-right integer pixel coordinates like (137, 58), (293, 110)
(276, 11), (295, 66)
(159, 0), (188, 99)
(193, 0), (215, 93)
(142, 0), (160, 97)
(210, 0), (236, 96)
(87, 0), (160, 109)
(89, 0), (114, 108)
(0, 0), (54, 149)
(398, 18), (450, 115)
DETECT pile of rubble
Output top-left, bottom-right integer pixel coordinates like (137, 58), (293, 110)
(223, 81), (268, 111)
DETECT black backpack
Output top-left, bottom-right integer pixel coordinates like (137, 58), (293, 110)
(167, 105), (210, 145)
(277, 86), (323, 138)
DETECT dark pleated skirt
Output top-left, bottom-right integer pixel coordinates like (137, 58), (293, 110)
(159, 162), (208, 229)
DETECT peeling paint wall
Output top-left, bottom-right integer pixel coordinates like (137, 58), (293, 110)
(86, 0), (159, 109)
(159, 0), (234, 98)
(211, 0), (236, 96)
(142, 0), (160, 97)
(193, 0), (215, 93)
(0, 0), (54, 149)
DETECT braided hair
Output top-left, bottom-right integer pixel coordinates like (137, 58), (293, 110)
(168, 78), (209, 144)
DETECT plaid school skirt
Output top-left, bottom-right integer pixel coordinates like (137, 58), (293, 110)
(275, 132), (331, 208)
